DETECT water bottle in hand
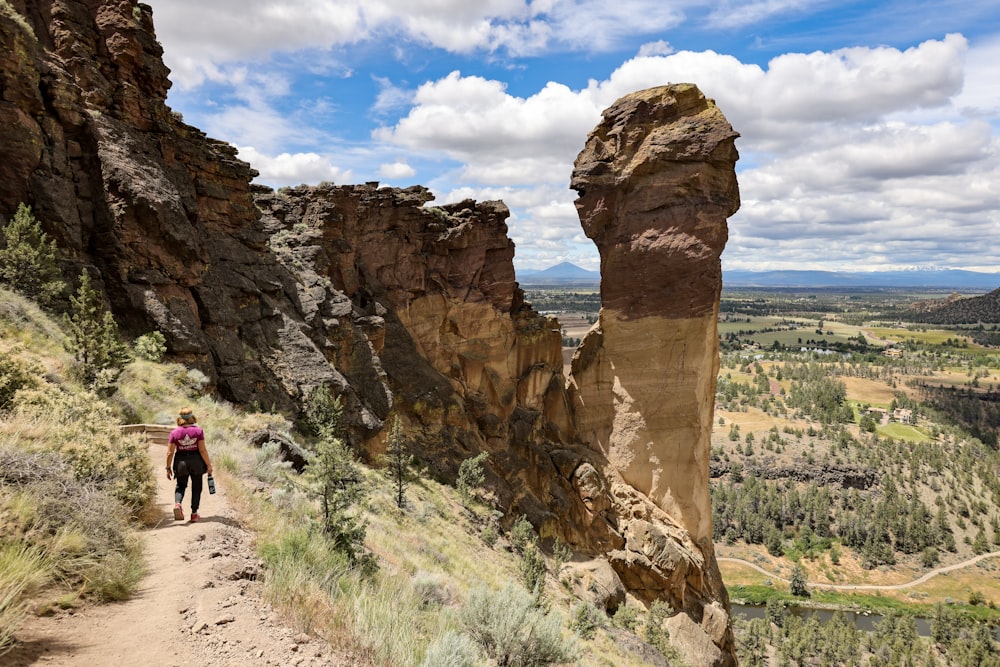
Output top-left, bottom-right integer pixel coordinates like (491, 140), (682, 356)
(207, 474), (216, 494)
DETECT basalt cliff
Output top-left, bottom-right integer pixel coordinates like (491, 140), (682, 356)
(0, 1), (739, 663)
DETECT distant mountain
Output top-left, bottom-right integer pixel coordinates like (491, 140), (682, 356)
(517, 262), (599, 284)
(519, 265), (1000, 290)
(908, 287), (1000, 324)
(723, 269), (1000, 290)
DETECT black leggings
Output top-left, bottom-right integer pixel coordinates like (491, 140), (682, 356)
(173, 452), (206, 513)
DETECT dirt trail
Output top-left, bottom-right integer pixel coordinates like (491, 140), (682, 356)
(720, 552), (1000, 591)
(7, 444), (343, 666)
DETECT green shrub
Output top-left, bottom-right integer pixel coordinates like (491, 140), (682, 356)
(382, 416), (414, 509)
(420, 631), (483, 667)
(461, 583), (576, 667)
(252, 441), (293, 483)
(569, 601), (606, 639)
(0, 203), (65, 308)
(304, 432), (371, 570)
(412, 570), (453, 607)
(65, 431), (156, 518)
(612, 604), (640, 631)
(517, 543), (547, 593)
(0, 346), (40, 410)
(509, 514), (535, 554)
(644, 600), (673, 655)
(457, 451), (488, 506)
(480, 522), (499, 547)
(132, 331), (167, 362)
(0, 447), (144, 601)
(303, 386), (342, 439)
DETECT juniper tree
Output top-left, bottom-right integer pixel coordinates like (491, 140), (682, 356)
(457, 451), (489, 507)
(382, 416), (414, 509)
(64, 270), (132, 390)
(301, 391), (372, 570)
(306, 432), (370, 566)
(0, 203), (65, 308)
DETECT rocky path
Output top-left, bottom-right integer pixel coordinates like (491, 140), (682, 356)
(720, 552), (1000, 591)
(7, 444), (343, 666)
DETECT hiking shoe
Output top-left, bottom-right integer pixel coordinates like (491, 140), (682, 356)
(173, 503), (184, 521)
(190, 513), (200, 523)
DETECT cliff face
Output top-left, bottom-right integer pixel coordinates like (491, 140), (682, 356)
(1, 3), (738, 664)
(569, 84), (740, 664)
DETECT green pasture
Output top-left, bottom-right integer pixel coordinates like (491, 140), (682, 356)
(876, 422), (933, 443)
(868, 327), (963, 346)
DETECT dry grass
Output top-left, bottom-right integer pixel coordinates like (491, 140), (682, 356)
(840, 376), (898, 405)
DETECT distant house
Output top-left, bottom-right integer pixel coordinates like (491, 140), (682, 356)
(892, 408), (913, 424)
(883, 346), (902, 358)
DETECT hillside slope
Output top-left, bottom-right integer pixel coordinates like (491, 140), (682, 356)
(909, 287), (1000, 324)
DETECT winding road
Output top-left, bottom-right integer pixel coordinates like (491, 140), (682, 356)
(719, 551), (1000, 591)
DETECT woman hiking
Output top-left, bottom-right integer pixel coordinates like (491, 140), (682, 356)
(165, 407), (213, 522)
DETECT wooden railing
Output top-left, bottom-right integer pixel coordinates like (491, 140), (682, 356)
(120, 423), (173, 447)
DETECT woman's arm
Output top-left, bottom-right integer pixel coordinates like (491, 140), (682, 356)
(197, 439), (213, 476)
(166, 442), (176, 479)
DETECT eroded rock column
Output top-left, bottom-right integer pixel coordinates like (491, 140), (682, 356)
(570, 83), (739, 542)
(568, 84), (740, 665)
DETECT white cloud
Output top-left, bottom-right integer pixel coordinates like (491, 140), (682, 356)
(637, 40), (675, 57)
(237, 147), (352, 187)
(372, 77), (415, 115)
(148, 0), (692, 88)
(377, 34), (1000, 272)
(705, 0), (813, 29)
(379, 161), (416, 179)
(374, 73), (603, 178)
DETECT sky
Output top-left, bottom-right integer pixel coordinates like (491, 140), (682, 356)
(144, 0), (1000, 275)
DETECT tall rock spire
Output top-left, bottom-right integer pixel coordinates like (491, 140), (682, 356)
(569, 83), (740, 665)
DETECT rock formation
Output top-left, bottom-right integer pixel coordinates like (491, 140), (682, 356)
(1, 3), (740, 663)
(569, 84), (740, 664)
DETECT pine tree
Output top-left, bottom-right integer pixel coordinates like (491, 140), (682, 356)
(64, 270), (132, 389)
(457, 451), (489, 507)
(789, 563), (810, 597)
(382, 416), (414, 509)
(306, 432), (371, 568)
(0, 203), (65, 307)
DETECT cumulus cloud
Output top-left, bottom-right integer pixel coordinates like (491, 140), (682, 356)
(379, 34), (999, 271)
(637, 40), (675, 57)
(379, 161), (416, 179)
(237, 147), (352, 186)
(148, 0), (691, 87)
(374, 73), (603, 178)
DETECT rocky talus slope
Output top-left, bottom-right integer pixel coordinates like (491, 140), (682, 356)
(1, 2), (740, 663)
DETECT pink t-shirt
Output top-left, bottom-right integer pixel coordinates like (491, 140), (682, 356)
(169, 425), (204, 452)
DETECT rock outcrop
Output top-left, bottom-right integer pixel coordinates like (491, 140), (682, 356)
(1, 3), (739, 663)
(569, 84), (740, 664)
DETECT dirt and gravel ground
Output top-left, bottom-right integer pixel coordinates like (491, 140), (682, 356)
(6, 444), (345, 666)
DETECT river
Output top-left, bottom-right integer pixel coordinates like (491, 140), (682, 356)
(731, 603), (1000, 639)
